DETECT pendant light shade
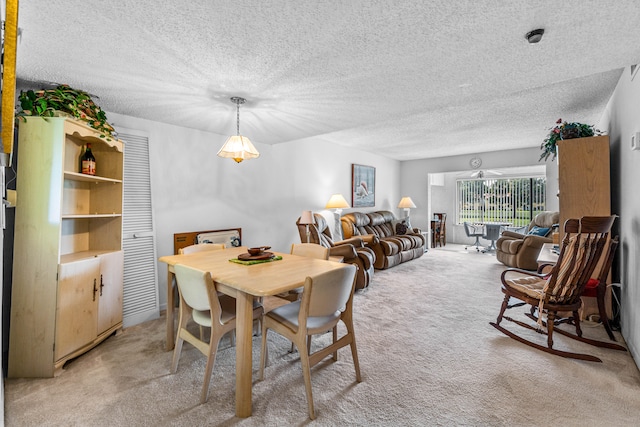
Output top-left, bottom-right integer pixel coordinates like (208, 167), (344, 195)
(217, 97), (259, 163)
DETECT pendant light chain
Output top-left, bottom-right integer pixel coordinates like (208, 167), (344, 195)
(230, 96), (246, 136)
(236, 101), (240, 135)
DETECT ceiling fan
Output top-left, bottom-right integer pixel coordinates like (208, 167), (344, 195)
(470, 169), (503, 179)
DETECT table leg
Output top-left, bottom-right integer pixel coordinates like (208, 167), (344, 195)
(235, 291), (254, 417)
(166, 270), (175, 351)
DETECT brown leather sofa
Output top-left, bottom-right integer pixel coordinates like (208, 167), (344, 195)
(495, 211), (559, 271)
(296, 214), (376, 289)
(341, 210), (425, 270)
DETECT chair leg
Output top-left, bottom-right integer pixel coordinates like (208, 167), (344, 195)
(572, 310), (583, 338)
(170, 336), (184, 374)
(170, 304), (190, 373)
(546, 311), (556, 349)
(259, 324), (268, 381)
(298, 337), (316, 420)
(597, 286), (616, 341)
(290, 335), (312, 354)
(200, 336), (221, 404)
(332, 326), (338, 361)
(343, 319), (362, 382)
(495, 293), (510, 325)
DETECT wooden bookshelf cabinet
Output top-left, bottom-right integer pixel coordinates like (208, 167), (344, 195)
(557, 135), (612, 320)
(9, 117), (124, 377)
(557, 136), (611, 237)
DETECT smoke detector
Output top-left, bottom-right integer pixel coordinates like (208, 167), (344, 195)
(525, 29), (544, 44)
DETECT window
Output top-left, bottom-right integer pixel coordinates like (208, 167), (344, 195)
(457, 176), (546, 227)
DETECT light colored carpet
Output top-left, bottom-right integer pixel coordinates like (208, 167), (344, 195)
(5, 249), (640, 426)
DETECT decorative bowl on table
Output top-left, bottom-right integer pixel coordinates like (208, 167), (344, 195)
(248, 246), (271, 256)
(238, 246), (274, 261)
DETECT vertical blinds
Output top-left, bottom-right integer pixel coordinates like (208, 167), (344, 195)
(457, 177), (546, 227)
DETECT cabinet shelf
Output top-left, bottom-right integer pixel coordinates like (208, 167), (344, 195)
(60, 250), (119, 264)
(64, 171), (122, 184)
(62, 213), (122, 219)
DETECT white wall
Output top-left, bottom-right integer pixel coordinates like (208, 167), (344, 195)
(400, 147), (559, 245)
(600, 66), (640, 362)
(108, 112), (400, 311)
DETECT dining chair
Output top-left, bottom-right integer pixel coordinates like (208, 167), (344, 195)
(433, 213), (447, 247)
(290, 243), (330, 260)
(178, 243), (225, 254)
(259, 264), (361, 419)
(177, 243), (226, 339)
(281, 244), (331, 304)
(282, 243), (331, 352)
(490, 216), (625, 362)
(171, 263), (263, 403)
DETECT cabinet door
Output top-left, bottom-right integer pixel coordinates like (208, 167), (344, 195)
(97, 251), (124, 335)
(55, 258), (100, 361)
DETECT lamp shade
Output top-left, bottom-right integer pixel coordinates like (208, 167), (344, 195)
(398, 196), (417, 209)
(217, 135), (260, 163)
(325, 194), (350, 209)
(299, 210), (315, 225)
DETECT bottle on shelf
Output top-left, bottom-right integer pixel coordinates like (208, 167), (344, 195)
(81, 143), (96, 175)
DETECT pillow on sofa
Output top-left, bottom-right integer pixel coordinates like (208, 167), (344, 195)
(394, 218), (412, 235)
(527, 226), (550, 237)
(394, 220), (407, 235)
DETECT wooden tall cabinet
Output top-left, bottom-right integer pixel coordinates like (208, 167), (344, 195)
(9, 117), (124, 378)
(557, 135), (612, 319)
(557, 135), (611, 236)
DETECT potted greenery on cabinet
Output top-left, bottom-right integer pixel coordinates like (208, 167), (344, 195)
(540, 118), (602, 161)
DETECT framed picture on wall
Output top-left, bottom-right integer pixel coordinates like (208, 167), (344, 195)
(352, 164), (375, 207)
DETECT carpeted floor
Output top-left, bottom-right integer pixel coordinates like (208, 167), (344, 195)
(5, 248), (640, 426)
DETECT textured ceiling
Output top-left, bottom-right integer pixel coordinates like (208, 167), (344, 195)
(13, 1), (640, 161)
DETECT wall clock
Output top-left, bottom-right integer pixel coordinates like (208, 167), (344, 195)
(469, 157), (482, 169)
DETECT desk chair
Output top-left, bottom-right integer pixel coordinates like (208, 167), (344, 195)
(463, 222), (485, 252)
(171, 264), (263, 403)
(259, 265), (361, 420)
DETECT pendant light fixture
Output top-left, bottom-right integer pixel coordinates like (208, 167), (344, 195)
(217, 96), (259, 163)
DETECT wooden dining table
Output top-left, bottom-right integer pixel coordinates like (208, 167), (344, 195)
(158, 246), (349, 418)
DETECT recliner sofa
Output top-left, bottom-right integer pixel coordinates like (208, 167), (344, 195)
(341, 210), (425, 269)
(495, 211), (559, 271)
(296, 214), (375, 289)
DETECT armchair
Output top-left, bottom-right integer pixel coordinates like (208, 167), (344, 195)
(495, 211), (559, 271)
(296, 214), (375, 289)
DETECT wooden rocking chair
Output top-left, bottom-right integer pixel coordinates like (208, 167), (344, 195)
(490, 216), (625, 362)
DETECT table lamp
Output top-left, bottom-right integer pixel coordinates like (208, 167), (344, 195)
(397, 196), (416, 219)
(299, 210), (315, 243)
(325, 193), (350, 240)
